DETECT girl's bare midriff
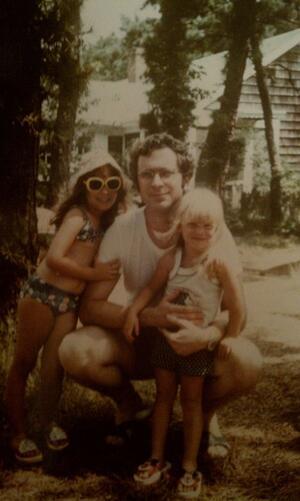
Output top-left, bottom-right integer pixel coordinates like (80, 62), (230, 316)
(36, 238), (101, 295)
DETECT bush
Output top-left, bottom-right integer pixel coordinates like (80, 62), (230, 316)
(227, 164), (300, 236)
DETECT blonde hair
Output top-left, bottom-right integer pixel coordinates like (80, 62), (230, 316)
(151, 188), (224, 249)
(176, 188), (224, 227)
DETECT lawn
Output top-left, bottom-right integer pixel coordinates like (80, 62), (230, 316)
(1, 239), (300, 500)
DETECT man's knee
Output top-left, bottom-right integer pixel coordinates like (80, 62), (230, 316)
(215, 337), (263, 394)
(59, 333), (85, 376)
(58, 326), (105, 376)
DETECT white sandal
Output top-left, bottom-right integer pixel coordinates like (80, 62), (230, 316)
(177, 470), (202, 499)
(133, 459), (171, 486)
(46, 423), (69, 451)
(14, 437), (43, 464)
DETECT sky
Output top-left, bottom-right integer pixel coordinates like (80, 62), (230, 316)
(81, 0), (159, 43)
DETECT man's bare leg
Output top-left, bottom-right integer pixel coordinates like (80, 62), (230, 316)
(203, 337), (263, 457)
(58, 325), (146, 424)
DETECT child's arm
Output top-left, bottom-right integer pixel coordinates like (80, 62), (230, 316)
(123, 250), (175, 342)
(213, 259), (246, 358)
(46, 210), (119, 282)
(214, 259), (246, 337)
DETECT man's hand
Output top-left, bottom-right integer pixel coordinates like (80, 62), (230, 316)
(140, 290), (204, 329)
(162, 316), (209, 356)
(216, 337), (233, 360)
(162, 316), (224, 357)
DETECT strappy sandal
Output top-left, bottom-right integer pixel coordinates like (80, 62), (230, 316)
(177, 470), (202, 499)
(133, 458), (171, 486)
(46, 423), (69, 451)
(13, 437), (43, 464)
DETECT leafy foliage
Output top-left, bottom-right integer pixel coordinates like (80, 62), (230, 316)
(228, 131), (300, 235)
(142, 1), (204, 139)
(83, 33), (127, 81)
(83, 16), (154, 81)
(196, 0), (257, 190)
(0, 0), (87, 318)
(37, 0), (88, 207)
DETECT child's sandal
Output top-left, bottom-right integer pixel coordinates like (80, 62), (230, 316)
(13, 437), (43, 464)
(133, 458), (171, 486)
(46, 423), (69, 451)
(177, 470), (202, 499)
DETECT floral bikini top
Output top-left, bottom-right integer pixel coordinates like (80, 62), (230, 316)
(76, 207), (104, 243)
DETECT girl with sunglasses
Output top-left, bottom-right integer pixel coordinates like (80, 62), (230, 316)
(5, 149), (128, 464)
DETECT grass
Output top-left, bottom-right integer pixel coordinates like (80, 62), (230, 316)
(1, 329), (299, 501)
(1, 254), (300, 500)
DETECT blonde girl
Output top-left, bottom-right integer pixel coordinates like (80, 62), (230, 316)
(5, 149), (127, 464)
(123, 188), (245, 499)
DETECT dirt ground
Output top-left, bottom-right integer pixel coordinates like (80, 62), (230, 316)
(0, 241), (300, 500)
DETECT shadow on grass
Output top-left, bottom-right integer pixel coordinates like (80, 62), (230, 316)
(40, 418), (186, 501)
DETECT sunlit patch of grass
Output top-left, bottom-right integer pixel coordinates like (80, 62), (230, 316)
(236, 233), (300, 249)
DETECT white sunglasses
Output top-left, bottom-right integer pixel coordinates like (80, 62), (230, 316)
(84, 176), (122, 192)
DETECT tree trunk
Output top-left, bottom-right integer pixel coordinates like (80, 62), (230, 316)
(196, 0), (256, 192)
(0, 0), (41, 317)
(46, 0), (82, 207)
(251, 33), (282, 225)
(143, 0), (198, 141)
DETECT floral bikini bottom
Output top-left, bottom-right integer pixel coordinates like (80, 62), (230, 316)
(20, 275), (80, 316)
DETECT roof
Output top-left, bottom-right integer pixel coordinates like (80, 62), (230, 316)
(192, 28), (300, 122)
(80, 29), (300, 129)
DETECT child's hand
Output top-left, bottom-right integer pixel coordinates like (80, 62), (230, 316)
(123, 308), (140, 343)
(93, 259), (120, 281)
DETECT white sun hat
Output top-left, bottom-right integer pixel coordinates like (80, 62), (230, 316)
(69, 147), (123, 188)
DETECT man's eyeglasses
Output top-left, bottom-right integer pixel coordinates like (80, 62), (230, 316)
(84, 176), (122, 192)
(138, 169), (179, 181)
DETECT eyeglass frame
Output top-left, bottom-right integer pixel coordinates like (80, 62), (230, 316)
(137, 168), (180, 182)
(83, 176), (122, 192)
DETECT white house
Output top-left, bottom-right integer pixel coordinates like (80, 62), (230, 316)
(79, 29), (300, 202)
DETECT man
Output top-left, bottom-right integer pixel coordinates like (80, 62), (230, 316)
(59, 133), (262, 457)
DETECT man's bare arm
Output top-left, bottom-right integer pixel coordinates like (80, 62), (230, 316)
(139, 290), (205, 329)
